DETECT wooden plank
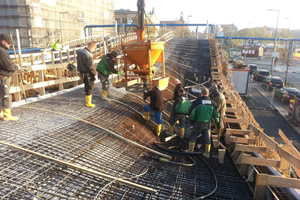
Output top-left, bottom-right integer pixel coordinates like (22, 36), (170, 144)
(250, 125), (300, 169)
(278, 129), (300, 177)
(58, 68), (63, 91)
(267, 175), (300, 189)
(229, 136), (256, 144)
(12, 73), (21, 101)
(225, 108), (240, 113)
(242, 156), (280, 168)
(223, 118), (249, 124)
(218, 149), (226, 164)
(226, 129), (251, 136)
(254, 173), (268, 200)
(235, 144), (267, 153)
(278, 129), (300, 158)
(10, 77), (81, 93)
(226, 99), (237, 104)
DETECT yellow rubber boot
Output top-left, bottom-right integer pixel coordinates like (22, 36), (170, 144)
(169, 124), (174, 134)
(180, 128), (185, 138)
(203, 144), (211, 158)
(156, 124), (162, 136)
(102, 90), (111, 101)
(85, 95), (95, 108)
(3, 109), (19, 121)
(185, 142), (195, 152)
(143, 111), (150, 121)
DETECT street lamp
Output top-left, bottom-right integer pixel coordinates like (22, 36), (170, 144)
(268, 9), (279, 75)
(284, 17), (292, 85)
(59, 11), (68, 44)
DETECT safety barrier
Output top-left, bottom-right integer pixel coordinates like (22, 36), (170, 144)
(9, 33), (137, 102)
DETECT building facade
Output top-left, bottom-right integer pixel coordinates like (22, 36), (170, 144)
(115, 9), (137, 34)
(115, 9), (160, 36)
(0, 0), (115, 48)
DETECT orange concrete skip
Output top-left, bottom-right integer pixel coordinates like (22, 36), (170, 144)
(122, 42), (165, 68)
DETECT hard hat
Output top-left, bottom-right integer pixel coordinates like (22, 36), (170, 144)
(111, 51), (117, 58)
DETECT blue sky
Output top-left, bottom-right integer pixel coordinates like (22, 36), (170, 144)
(113, 0), (299, 31)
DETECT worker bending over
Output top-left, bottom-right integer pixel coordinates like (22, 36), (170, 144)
(173, 81), (185, 100)
(169, 88), (190, 138)
(187, 88), (219, 158)
(211, 86), (226, 136)
(97, 51), (119, 101)
(77, 41), (97, 107)
(210, 79), (223, 93)
(143, 86), (164, 136)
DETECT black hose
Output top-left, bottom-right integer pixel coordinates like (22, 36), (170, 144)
(144, 155), (195, 167)
(192, 154), (218, 199)
(154, 142), (203, 155)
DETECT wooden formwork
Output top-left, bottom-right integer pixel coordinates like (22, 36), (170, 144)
(9, 33), (137, 102)
(209, 38), (300, 200)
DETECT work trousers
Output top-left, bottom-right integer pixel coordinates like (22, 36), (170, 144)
(82, 73), (95, 95)
(143, 104), (162, 124)
(190, 121), (211, 145)
(98, 72), (109, 91)
(0, 76), (11, 109)
(169, 113), (186, 128)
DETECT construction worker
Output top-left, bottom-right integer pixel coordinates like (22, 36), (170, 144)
(96, 51), (119, 101)
(77, 41), (97, 107)
(211, 86), (226, 136)
(143, 85), (164, 136)
(173, 81), (184, 100)
(210, 79), (222, 93)
(169, 88), (190, 138)
(187, 88), (219, 158)
(51, 39), (62, 51)
(0, 33), (20, 120)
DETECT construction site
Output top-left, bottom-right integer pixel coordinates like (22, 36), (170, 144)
(1, 1), (300, 200)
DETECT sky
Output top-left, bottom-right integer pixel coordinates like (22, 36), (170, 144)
(112, 0), (299, 31)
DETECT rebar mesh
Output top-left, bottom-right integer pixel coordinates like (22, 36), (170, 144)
(0, 38), (257, 200)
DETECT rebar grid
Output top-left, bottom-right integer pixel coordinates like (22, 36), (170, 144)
(0, 38), (256, 200)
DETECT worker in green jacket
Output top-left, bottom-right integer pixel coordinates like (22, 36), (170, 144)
(96, 51), (119, 101)
(169, 88), (190, 138)
(187, 88), (219, 158)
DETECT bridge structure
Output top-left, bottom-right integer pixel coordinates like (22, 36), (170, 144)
(1, 31), (300, 200)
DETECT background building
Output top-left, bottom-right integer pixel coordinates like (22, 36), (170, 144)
(115, 9), (136, 34)
(115, 8), (160, 36)
(0, 0), (115, 48)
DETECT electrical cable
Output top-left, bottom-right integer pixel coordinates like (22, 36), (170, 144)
(144, 154), (195, 167)
(154, 142), (203, 155)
